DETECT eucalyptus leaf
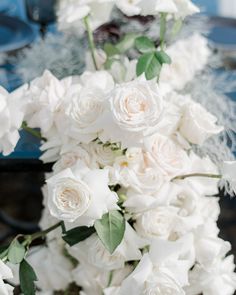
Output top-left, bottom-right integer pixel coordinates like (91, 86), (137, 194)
(8, 239), (26, 264)
(135, 36), (155, 53)
(155, 51), (172, 65)
(104, 43), (120, 57)
(136, 53), (162, 80)
(19, 259), (37, 295)
(116, 33), (139, 53)
(62, 226), (96, 246)
(95, 211), (126, 254)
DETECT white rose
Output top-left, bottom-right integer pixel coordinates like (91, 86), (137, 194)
(187, 256), (236, 295)
(47, 166), (118, 226)
(134, 206), (179, 240)
(68, 223), (145, 270)
(173, 0), (199, 18)
(0, 260), (14, 295)
(144, 133), (189, 178)
(28, 242), (73, 291)
(109, 58), (137, 83)
(84, 141), (119, 167)
(53, 145), (96, 173)
(26, 70), (69, 134)
(101, 78), (164, 147)
(66, 71), (114, 143)
(108, 148), (164, 193)
(57, 0), (114, 31)
(0, 85), (26, 156)
(138, 0), (178, 16)
(72, 263), (132, 295)
(179, 101), (223, 145)
(120, 235), (194, 295)
(160, 34), (210, 92)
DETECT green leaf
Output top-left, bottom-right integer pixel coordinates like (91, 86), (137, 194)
(104, 43), (120, 57)
(0, 245), (9, 260)
(8, 239), (26, 264)
(19, 259), (37, 295)
(136, 52), (162, 80)
(95, 211), (126, 254)
(155, 51), (172, 65)
(172, 18), (183, 37)
(116, 33), (139, 53)
(135, 36), (155, 53)
(62, 226), (96, 246)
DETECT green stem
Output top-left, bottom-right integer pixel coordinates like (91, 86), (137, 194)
(172, 173), (222, 181)
(84, 16), (98, 70)
(23, 222), (63, 246)
(30, 222), (63, 242)
(160, 13), (167, 50)
(21, 122), (45, 141)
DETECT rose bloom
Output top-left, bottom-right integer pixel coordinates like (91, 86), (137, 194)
(72, 263), (132, 295)
(144, 133), (189, 178)
(160, 34), (210, 92)
(0, 85), (26, 156)
(47, 166), (118, 226)
(100, 78), (164, 147)
(120, 235), (194, 295)
(66, 71), (114, 144)
(108, 148), (164, 193)
(134, 206), (179, 240)
(57, 0), (115, 31)
(179, 101), (223, 145)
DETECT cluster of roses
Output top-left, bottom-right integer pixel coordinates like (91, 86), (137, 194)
(0, 0), (236, 294)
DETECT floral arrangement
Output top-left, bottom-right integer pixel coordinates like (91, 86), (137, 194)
(1, 1), (236, 295)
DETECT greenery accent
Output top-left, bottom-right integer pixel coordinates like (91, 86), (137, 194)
(95, 210), (126, 254)
(62, 226), (96, 246)
(8, 239), (26, 264)
(19, 259), (37, 295)
(173, 173), (222, 181)
(84, 16), (98, 70)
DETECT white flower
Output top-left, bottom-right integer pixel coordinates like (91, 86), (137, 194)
(109, 58), (137, 83)
(108, 148), (164, 193)
(72, 263), (132, 295)
(68, 223), (145, 270)
(57, 0), (114, 31)
(0, 85), (26, 156)
(160, 34), (210, 91)
(172, 0), (199, 18)
(186, 256), (236, 295)
(120, 235), (194, 295)
(66, 71), (114, 144)
(53, 145), (95, 173)
(47, 166), (118, 226)
(144, 133), (189, 178)
(134, 206), (179, 240)
(28, 242), (73, 291)
(84, 141), (119, 167)
(100, 78), (164, 147)
(0, 260), (14, 295)
(179, 101), (223, 145)
(221, 161), (236, 195)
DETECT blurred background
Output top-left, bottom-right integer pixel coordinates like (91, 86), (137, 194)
(0, 0), (235, 268)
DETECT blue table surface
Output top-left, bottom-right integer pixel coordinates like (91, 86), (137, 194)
(0, 0), (235, 159)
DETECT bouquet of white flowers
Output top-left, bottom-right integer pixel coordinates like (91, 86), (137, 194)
(0, 1), (236, 294)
